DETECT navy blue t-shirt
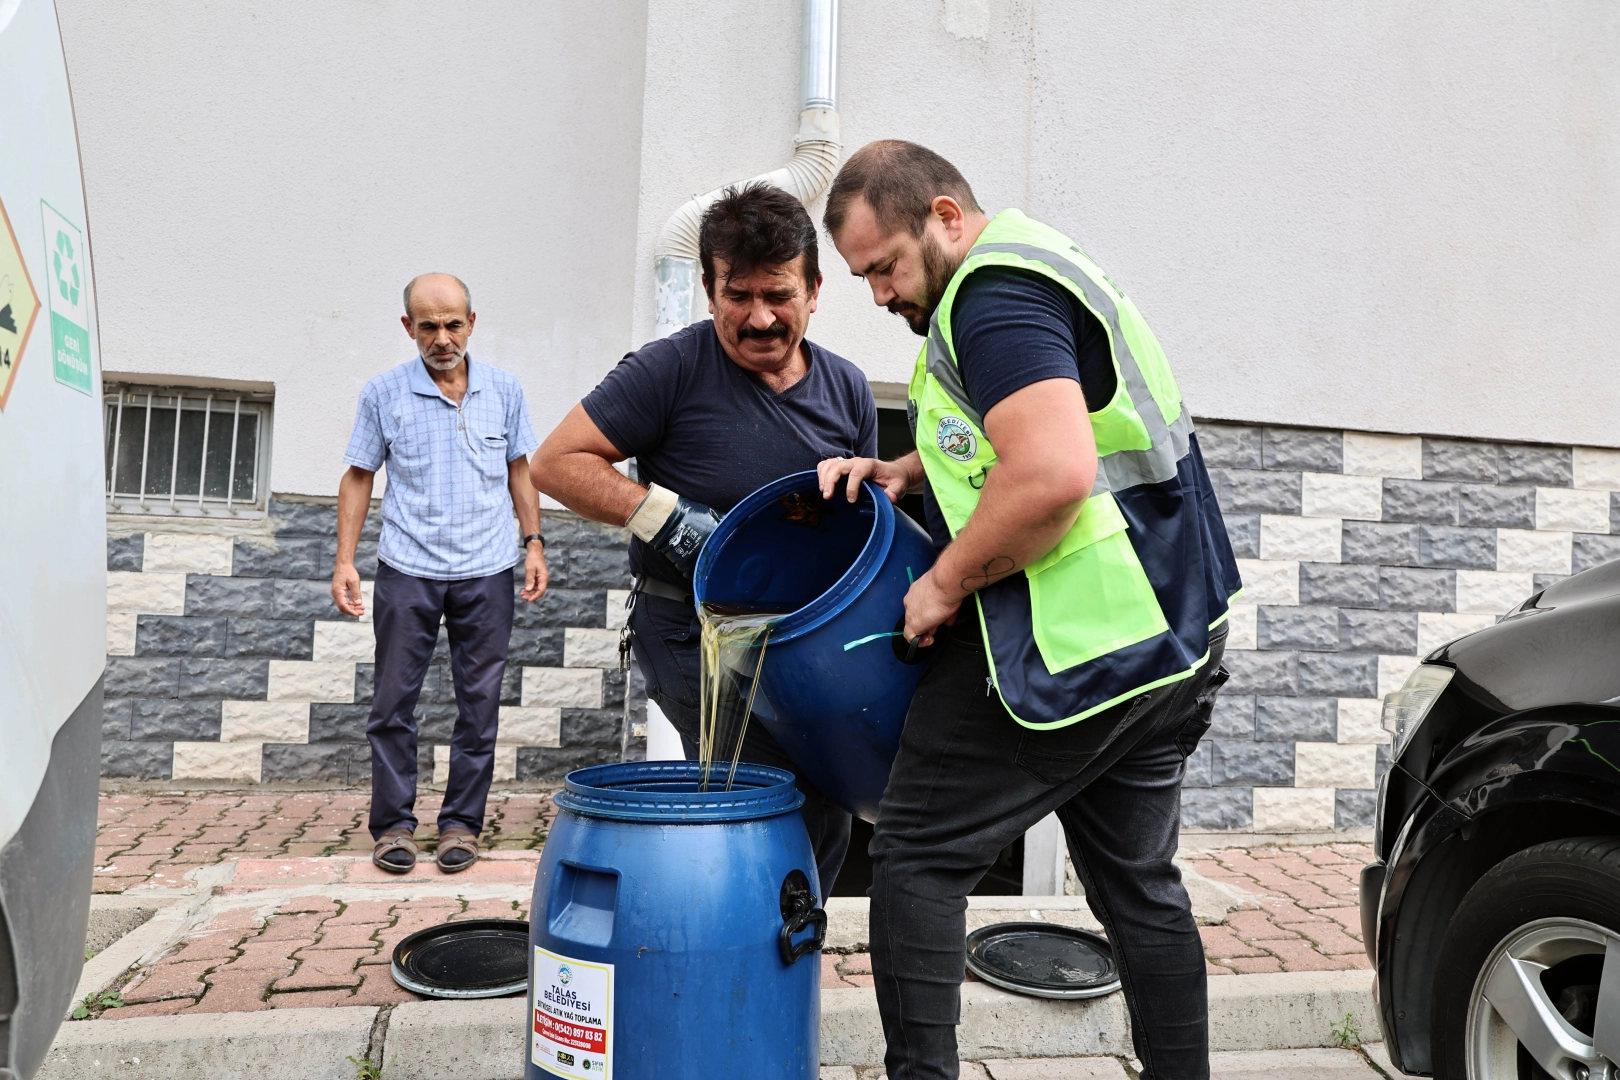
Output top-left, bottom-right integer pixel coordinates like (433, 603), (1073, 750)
(922, 267), (1116, 548)
(583, 320), (878, 585)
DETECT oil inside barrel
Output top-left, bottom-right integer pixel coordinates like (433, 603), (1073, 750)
(978, 931), (1115, 988)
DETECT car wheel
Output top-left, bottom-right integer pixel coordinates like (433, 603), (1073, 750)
(1431, 837), (1620, 1080)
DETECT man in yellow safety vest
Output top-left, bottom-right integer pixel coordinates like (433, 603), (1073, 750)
(817, 141), (1241, 1080)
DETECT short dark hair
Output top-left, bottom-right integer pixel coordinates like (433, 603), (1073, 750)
(699, 183), (820, 296)
(823, 140), (982, 239)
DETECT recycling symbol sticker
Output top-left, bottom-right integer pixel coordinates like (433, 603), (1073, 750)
(0, 195), (42, 411)
(40, 201), (92, 395)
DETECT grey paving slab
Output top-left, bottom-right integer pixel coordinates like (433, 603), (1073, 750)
(1209, 1048), (1377, 1078)
(983, 1057), (1130, 1078)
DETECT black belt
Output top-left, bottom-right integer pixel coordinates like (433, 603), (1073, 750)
(633, 575), (693, 604)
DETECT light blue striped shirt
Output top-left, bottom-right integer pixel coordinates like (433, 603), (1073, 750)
(343, 356), (539, 580)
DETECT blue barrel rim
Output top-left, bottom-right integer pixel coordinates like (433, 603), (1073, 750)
(555, 761), (806, 823)
(692, 470), (893, 645)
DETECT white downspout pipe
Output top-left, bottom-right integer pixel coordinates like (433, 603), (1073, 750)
(652, 0), (841, 338)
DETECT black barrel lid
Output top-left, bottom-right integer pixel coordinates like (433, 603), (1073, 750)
(390, 919), (530, 999)
(964, 921), (1121, 1000)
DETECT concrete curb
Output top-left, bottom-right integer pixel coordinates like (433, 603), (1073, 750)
(35, 1006), (377, 1080)
(38, 970), (1377, 1077)
(73, 898), (195, 1011)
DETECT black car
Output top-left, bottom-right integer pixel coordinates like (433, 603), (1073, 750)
(1362, 557), (1620, 1079)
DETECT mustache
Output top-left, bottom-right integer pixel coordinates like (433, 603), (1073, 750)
(737, 323), (790, 340)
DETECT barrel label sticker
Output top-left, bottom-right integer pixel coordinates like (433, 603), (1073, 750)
(532, 946), (613, 1079)
(936, 415), (977, 462)
(39, 201), (92, 396)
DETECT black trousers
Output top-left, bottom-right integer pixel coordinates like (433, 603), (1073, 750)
(872, 623), (1228, 1080)
(366, 561), (513, 841)
(629, 593), (853, 896)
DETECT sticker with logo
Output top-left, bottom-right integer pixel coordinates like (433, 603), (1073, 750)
(935, 415), (978, 463)
(532, 946), (613, 1079)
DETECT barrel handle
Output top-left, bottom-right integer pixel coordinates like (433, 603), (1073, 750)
(778, 906), (827, 965)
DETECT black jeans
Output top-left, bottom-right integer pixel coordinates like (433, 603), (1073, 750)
(629, 593), (852, 896)
(871, 623), (1229, 1080)
(367, 561), (514, 840)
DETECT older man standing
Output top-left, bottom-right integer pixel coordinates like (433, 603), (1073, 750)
(332, 273), (548, 875)
(532, 184), (876, 895)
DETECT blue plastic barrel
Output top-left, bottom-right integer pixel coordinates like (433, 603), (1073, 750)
(692, 470), (937, 821)
(527, 761), (824, 1080)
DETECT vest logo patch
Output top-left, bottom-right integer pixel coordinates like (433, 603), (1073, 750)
(936, 415), (978, 462)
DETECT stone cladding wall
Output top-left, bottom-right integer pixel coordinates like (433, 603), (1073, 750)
(101, 500), (644, 784)
(1190, 423), (1620, 833)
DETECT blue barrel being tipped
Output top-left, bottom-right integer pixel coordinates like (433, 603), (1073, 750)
(692, 470), (937, 821)
(528, 761), (824, 1080)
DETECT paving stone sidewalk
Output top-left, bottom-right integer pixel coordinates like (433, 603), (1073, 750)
(85, 789), (1374, 1021)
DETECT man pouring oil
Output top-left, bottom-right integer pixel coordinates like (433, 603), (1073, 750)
(817, 141), (1243, 1080)
(532, 183), (877, 894)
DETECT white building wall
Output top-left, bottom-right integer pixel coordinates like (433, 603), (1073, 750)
(58, 0), (1620, 487)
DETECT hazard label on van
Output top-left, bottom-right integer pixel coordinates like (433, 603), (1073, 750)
(0, 196), (41, 411)
(532, 946), (613, 1079)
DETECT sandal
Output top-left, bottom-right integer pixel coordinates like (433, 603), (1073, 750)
(372, 829), (418, 874)
(436, 827), (480, 874)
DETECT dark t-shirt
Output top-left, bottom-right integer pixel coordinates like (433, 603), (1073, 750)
(922, 267), (1116, 548)
(583, 320), (879, 585)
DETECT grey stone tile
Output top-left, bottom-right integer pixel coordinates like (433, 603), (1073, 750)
(104, 658), (180, 698)
(1197, 424), (1263, 469)
(1212, 741), (1294, 786)
(131, 699), (222, 741)
(515, 588), (608, 631)
(186, 575), (277, 618)
(1498, 444), (1571, 487)
(232, 536), (331, 579)
(1423, 439), (1497, 483)
(1181, 787), (1253, 830)
(1222, 514), (1261, 560)
(1533, 573), (1568, 592)
(271, 579), (351, 621)
(1380, 567), (1455, 611)
(1255, 696), (1336, 742)
(226, 618), (315, 659)
(1419, 526), (1497, 570)
(1257, 606), (1338, 652)
(344, 743), (372, 786)
(1336, 789), (1377, 829)
(1263, 428), (1342, 472)
(1298, 653), (1379, 697)
(1209, 694), (1255, 739)
(547, 546), (633, 590)
(309, 703), (370, 742)
(500, 665), (522, 706)
(355, 664), (375, 705)
(269, 497), (368, 538)
(1299, 564), (1380, 608)
(415, 705), (458, 742)
(509, 628), (565, 667)
(1339, 610), (1418, 654)
(102, 697), (133, 741)
(1183, 742), (1212, 787)
(1573, 533), (1620, 574)
(1613, 492), (1620, 535)
(1209, 469), (1302, 515)
(1221, 650), (1297, 695)
(562, 707), (624, 749)
(516, 745), (620, 781)
(602, 669), (629, 710)
(1458, 484), (1536, 529)
(539, 514), (630, 551)
(353, 541), (379, 579)
(136, 615), (229, 657)
(1382, 480), (1459, 525)
(101, 740), (172, 779)
(177, 658), (268, 700)
(262, 743), (348, 783)
(107, 533), (145, 572)
(1342, 522), (1420, 566)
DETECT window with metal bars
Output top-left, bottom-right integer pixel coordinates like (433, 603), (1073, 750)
(103, 382), (273, 516)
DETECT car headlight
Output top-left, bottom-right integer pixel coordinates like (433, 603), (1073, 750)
(1382, 664), (1454, 758)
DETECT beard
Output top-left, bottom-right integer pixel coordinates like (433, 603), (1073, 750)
(421, 346), (464, 372)
(887, 232), (960, 336)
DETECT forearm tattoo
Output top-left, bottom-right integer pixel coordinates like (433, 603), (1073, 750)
(961, 555), (1016, 594)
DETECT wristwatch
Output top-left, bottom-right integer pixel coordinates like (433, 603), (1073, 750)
(521, 533), (545, 550)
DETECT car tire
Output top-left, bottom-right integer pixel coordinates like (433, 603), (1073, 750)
(1431, 836), (1620, 1080)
